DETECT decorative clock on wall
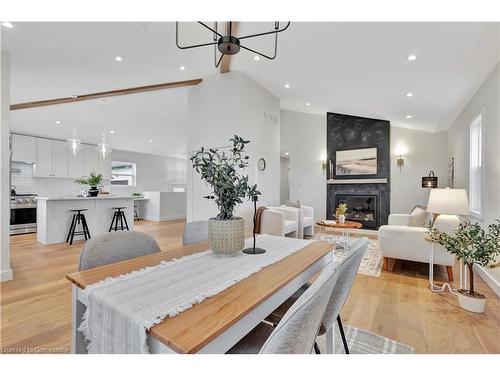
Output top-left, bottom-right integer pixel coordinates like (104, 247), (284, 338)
(258, 158), (266, 171)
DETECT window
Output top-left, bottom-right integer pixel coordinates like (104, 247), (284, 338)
(111, 161), (136, 186)
(469, 114), (482, 216)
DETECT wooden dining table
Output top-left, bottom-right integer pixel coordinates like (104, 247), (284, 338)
(66, 239), (335, 354)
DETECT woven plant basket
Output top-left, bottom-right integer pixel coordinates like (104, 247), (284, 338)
(208, 217), (245, 256)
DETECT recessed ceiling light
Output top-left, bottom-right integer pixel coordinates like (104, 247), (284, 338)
(406, 93), (413, 97)
(284, 84), (290, 89)
(407, 54), (417, 61)
(406, 115), (413, 119)
(306, 102), (311, 106)
(149, 139), (154, 143)
(1, 22), (13, 29)
(114, 56), (123, 62)
(109, 130), (115, 134)
(180, 65), (185, 71)
(55, 120), (62, 125)
(254, 55), (260, 61)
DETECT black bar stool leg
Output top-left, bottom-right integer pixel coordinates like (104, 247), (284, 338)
(314, 342), (321, 354)
(123, 211), (130, 231)
(81, 214), (91, 240)
(66, 214), (76, 243)
(115, 211), (119, 231)
(70, 215), (79, 245)
(109, 212), (116, 232)
(337, 315), (349, 354)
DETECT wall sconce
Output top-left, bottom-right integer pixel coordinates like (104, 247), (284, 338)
(322, 159), (327, 169)
(396, 155), (404, 171)
(422, 170), (438, 188)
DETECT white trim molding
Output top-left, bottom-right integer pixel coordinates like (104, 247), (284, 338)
(327, 178), (388, 185)
(474, 264), (500, 297)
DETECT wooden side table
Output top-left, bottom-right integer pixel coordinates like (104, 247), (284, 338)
(317, 220), (362, 251)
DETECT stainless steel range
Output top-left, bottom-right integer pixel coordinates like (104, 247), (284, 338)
(10, 193), (37, 235)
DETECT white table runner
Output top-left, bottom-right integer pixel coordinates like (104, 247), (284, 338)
(79, 234), (316, 354)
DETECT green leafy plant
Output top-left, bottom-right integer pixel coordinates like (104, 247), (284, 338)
(429, 220), (500, 297)
(335, 203), (348, 219)
(132, 193), (142, 197)
(190, 135), (260, 221)
(75, 171), (103, 188)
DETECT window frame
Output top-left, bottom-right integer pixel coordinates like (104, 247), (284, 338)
(111, 161), (137, 187)
(468, 111), (484, 219)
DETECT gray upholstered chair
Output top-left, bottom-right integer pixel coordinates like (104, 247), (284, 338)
(266, 237), (369, 354)
(226, 261), (339, 354)
(182, 220), (209, 246)
(74, 231), (161, 353)
(78, 231), (161, 271)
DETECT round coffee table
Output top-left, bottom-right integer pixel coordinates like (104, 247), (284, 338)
(317, 220), (362, 251)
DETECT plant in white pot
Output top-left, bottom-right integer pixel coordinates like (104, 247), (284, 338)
(190, 135), (260, 256)
(429, 220), (500, 313)
(335, 203), (348, 224)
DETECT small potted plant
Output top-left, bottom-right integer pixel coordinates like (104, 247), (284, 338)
(190, 135), (260, 256)
(335, 203), (348, 224)
(429, 220), (500, 313)
(75, 171), (103, 197)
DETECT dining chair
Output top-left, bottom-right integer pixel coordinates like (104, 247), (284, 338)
(182, 220), (209, 246)
(266, 237), (369, 354)
(78, 231), (161, 271)
(74, 231), (161, 353)
(226, 261), (339, 354)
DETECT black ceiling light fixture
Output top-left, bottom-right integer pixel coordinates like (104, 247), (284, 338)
(422, 170), (438, 188)
(175, 22), (290, 67)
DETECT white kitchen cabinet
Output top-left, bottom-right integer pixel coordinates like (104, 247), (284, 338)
(34, 138), (53, 177)
(84, 145), (99, 176)
(52, 140), (69, 178)
(11, 134), (36, 162)
(98, 151), (112, 180)
(68, 146), (85, 179)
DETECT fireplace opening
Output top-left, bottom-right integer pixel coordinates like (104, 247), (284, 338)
(335, 194), (378, 229)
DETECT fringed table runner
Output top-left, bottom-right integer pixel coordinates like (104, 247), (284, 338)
(79, 234), (315, 353)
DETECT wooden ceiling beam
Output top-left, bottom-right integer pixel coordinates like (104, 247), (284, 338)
(220, 21), (239, 74)
(10, 78), (203, 110)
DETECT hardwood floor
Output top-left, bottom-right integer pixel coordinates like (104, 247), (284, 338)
(1, 220), (499, 354)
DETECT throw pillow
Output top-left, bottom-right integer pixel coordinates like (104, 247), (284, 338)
(285, 199), (301, 208)
(408, 205), (430, 227)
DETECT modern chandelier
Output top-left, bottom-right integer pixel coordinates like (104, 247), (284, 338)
(175, 22), (290, 67)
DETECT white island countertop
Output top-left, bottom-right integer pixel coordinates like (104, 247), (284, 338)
(36, 195), (135, 201)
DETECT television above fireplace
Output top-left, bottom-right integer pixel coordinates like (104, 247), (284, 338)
(335, 194), (378, 229)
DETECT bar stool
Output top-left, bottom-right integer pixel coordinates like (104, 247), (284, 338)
(134, 205), (140, 221)
(66, 209), (91, 245)
(109, 207), (130, 232)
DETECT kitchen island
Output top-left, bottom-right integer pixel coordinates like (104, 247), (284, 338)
(36, 195), (134, 245)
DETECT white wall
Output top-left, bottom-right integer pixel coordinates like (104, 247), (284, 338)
(448, 62), (500, 294)
(111, 149), (186, 195)
(280, 110), (326, 220)
(390, 127), (449, 213)
(0, 49), (13, 281)
(142, 192), (187, 222)
(186, 72), (280, 229)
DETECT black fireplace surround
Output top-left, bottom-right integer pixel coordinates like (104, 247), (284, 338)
(335, 194), (379, 229)
(326, 112), (390, 229)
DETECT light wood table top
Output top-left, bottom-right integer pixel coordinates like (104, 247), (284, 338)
(317, 220), (363, 229)
(66, 239), (333, 353)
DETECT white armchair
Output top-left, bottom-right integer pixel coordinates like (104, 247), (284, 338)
(378, 213), (456, 281)
(259, 207), (299, 238)
(280, 205), (315, 238)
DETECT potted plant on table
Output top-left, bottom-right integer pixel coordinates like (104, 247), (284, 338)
(190, 135), (260, 256)
(75, 171), (103, 197)
(335, 203), (348, 224)
(429, 220), (500, 313)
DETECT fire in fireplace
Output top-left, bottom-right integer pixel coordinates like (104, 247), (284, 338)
(335, 194), (378, 229)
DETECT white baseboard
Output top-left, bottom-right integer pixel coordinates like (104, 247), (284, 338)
(0, 268), (13, 282)
(143, 215), (186, 222)
(474, 264), (500, 297)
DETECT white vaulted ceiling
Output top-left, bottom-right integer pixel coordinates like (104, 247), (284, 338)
(3, 22), (499, 157)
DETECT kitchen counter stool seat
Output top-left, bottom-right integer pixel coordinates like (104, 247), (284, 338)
(66, 209), (91, 245)
(109, 207), (130, 232)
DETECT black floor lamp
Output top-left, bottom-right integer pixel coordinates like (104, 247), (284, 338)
(242, 195), (266, 255)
